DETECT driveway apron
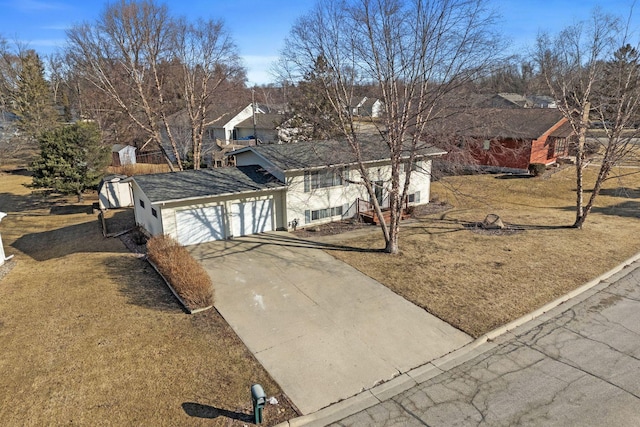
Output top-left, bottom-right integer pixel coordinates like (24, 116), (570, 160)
(190, 232), (471, 415)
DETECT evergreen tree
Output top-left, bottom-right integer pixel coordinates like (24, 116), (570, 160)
(287, 55), (343, 140)
(30, 122), (110, 201)
(13, 50), (59, 138)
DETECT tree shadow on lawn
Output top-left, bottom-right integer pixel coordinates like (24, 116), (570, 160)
(191, 231), (382, 262)
(103, 254), (186, 313)
(0, 192), (52, 214)
(560, 200), (640, 219)
(587, 187), (640, 199)
(12, 220), (116, 261)
(182, 402), (252, 423)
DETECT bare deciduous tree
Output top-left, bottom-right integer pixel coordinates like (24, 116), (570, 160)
(279, 0), (503, 253)
(67, 0), (182, 169)
(172, 18), (245, 169)
(536, 9), (640, 229)
(66, 0), (245, 171)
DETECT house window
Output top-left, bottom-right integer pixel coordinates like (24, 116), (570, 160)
(151, 208), (157, 218)
(304, 205), (344, 223)
(411, 160), (423, 172)
(408, 191), (421, 203)
(554, 138), (567, 156)
(139, 199), (145, 209)
(304, 168), (347, 192)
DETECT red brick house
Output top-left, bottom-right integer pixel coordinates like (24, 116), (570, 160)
(434, 109), (573, 172)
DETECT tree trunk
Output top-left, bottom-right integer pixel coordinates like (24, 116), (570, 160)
(573, 102), (590, 229)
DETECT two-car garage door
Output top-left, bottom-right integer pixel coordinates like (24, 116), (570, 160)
(175, 199), (273, 246)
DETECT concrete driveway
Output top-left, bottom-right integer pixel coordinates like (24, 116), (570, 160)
(189, 232), (471, 415)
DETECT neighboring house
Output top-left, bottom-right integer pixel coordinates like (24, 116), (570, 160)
(98, 175), (134, 210)
(207, 103), (272, 144)
(111, 144), (137, 166)
(528, 95), (557, 109)
(489, 93), (533, 108)
(439, 108), (572, 172)
(485, 93), (558, 109)
(358, 97), (384, 118)
(233, 113), (285, 143)
(348, 96), (385, 118)
(130, 139), (445, 245)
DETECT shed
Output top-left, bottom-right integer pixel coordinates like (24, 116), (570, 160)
(112, 144), (137, 166)
(98, 174), (134, 210)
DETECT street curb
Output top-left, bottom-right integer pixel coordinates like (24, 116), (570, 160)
(275, 252), (640, 427)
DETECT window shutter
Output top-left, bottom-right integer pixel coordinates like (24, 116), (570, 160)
(343, 203), (349, 217)
(304, 172), (310, 192)
(343, 167), (350, 186)
(304, 209), (311, 224)
(414, 191), (421, 203)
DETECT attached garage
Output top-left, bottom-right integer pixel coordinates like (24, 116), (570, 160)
(176, 205), (226, 245)
(130, 166), (285, 245)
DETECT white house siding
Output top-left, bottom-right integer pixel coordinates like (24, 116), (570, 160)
(131, 181), (163, 236)
(285, 160), (433, 229)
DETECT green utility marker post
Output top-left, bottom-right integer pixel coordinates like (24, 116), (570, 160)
(251, 384), (266, 424)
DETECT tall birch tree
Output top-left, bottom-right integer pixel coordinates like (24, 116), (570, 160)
(279, 0), (503, 253)
(536, 10), (640, 229)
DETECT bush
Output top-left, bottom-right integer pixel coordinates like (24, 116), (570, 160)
(146, 235), (214, 310)
(528, 163), (546, 176)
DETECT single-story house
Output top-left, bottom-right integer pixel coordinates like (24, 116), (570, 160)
(435, 108), (572, 172)
(98, 174), (134, 210)
(130, 139), (445, 245)
(111, 144), (137, 166)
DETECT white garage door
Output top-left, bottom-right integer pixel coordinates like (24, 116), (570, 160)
(175, 205), (226, 245)
(231, 199), (273, 237)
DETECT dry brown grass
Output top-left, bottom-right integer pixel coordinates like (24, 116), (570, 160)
(147, 234), (214, 310)
(323, 166), (640, 337)
(0, 171), (297, 426)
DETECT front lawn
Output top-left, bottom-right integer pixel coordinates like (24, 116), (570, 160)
(0, 172), (297, 426)
(319, 166), (640, 337)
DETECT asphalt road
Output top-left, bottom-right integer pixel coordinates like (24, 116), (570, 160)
(330, 261), (640, 426)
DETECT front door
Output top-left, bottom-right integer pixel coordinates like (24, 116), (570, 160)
(371, 181), (384, 207)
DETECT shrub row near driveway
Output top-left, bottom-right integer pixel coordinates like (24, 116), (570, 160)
(146, 234), (214, 311)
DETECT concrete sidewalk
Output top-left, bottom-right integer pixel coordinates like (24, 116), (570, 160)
(281, 253), (640, 426)
(190, 232), (471, 415)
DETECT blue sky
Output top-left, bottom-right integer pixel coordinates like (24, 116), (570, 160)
(0, 0), (638, 85)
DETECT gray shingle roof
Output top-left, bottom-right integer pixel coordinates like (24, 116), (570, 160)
(132, 165), (284, 204)
(235, 113), (285, 129)
(429, 108), (566, 140)
(235, 139), (446, 172)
